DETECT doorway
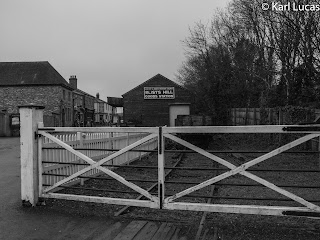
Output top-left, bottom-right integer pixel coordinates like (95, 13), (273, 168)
(169, 104), (190, 126)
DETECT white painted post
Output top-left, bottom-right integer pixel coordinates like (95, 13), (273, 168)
(111, 131), (114, 165)
(77, 132), (85, 185)
(37, 122), (44, 202)
(19, 104), (44, 207)
(126, 133), (130, 164)
(158, 127), (165, 209)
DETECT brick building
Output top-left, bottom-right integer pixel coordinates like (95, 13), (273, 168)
(69, 75), (95, 126)
(0, 61), (73, 126)
(122, 74), (194, 126)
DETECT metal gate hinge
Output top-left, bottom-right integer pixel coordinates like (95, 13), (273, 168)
(35, 132), (41, 140)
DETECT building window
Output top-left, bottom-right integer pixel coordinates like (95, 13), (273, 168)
(65, 107), (71, 122)
(63, 90), (66, 100)
(68, 92), (71, 101)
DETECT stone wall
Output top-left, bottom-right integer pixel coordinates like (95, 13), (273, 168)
(0, 85), (73, 126)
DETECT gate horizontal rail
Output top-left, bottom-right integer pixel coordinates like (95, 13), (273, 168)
(40, 184), (320, 202)
(42, 161), (320, 173)
(162, 125), (320, 133)
(42, 172), (320, 189)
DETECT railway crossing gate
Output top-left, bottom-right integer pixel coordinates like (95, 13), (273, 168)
(20, 105), (320, 217)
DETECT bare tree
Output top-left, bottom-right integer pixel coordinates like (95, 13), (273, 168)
(177, 0), (320, 121)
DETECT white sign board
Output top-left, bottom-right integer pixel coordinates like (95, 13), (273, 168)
(144, 87), (175, 99)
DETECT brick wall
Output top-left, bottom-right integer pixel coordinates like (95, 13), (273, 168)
(123, 76), (194, 126)
(74, 92), (84, 108)
(84, 95), (95, 110)
(0, 85), (73, 126)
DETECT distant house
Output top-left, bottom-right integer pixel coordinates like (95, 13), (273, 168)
(0, 61), (73, 127)
(94, 93), (113, 125)
(94, 94), (124, 126)
(68, 75), (95, 127)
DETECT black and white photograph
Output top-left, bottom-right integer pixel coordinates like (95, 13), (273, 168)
(1, 0), (320, 239)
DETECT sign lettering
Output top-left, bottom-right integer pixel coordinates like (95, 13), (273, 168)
(144, 87), (175, 99)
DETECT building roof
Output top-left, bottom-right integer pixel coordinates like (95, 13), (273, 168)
(0, 61), (73, 90)
(94, 98), (105, 103)
(107, 97), (123, 107)
(122, 74), (188, 96)
(74, 88), (95, 99)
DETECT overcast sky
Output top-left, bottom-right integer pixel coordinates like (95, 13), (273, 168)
(0, 0), (230, 100)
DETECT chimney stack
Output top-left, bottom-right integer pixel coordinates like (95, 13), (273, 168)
(69, 75), (77, 89)
(96, 93), (100, 99)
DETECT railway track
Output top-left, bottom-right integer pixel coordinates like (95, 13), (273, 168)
(43, 134), (320, 239)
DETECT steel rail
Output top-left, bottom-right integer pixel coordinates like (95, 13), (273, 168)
(113, 152), (185, 216)
(42, 184), (320, 202)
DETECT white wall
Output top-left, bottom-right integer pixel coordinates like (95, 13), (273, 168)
(169, 105), (190, 126)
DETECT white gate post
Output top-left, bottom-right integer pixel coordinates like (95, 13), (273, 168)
(158, 127), (165, 209)
(19, 104), (44, 207)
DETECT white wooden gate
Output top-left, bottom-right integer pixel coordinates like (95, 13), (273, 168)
(160, 126), (320, 216)
(19, 106), (320, 217)
(38, 126), (160, 209)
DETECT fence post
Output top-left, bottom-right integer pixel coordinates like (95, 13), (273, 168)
(318, 136), (320, 170)
(158, 127), (165, 209)
(126, 133), (130, 164)
(245, 108), (248, 125)
(19, 104), (44, 207)
(269, 108), (273, 124)
(253, 108), (257, 125)
(278, 109), (283, 144)
(37, 122), (44, 202)
(77, 132), (85, 185)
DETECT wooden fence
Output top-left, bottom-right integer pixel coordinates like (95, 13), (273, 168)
(230, 108), (280, 126)
(41, 131), (157, 188)
(229, 108), (319, 126)
(229, 108), (320, 150)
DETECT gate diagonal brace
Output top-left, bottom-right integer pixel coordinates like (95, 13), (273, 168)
(163, 133), (320, 212)
(39, 131), (158, 202)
